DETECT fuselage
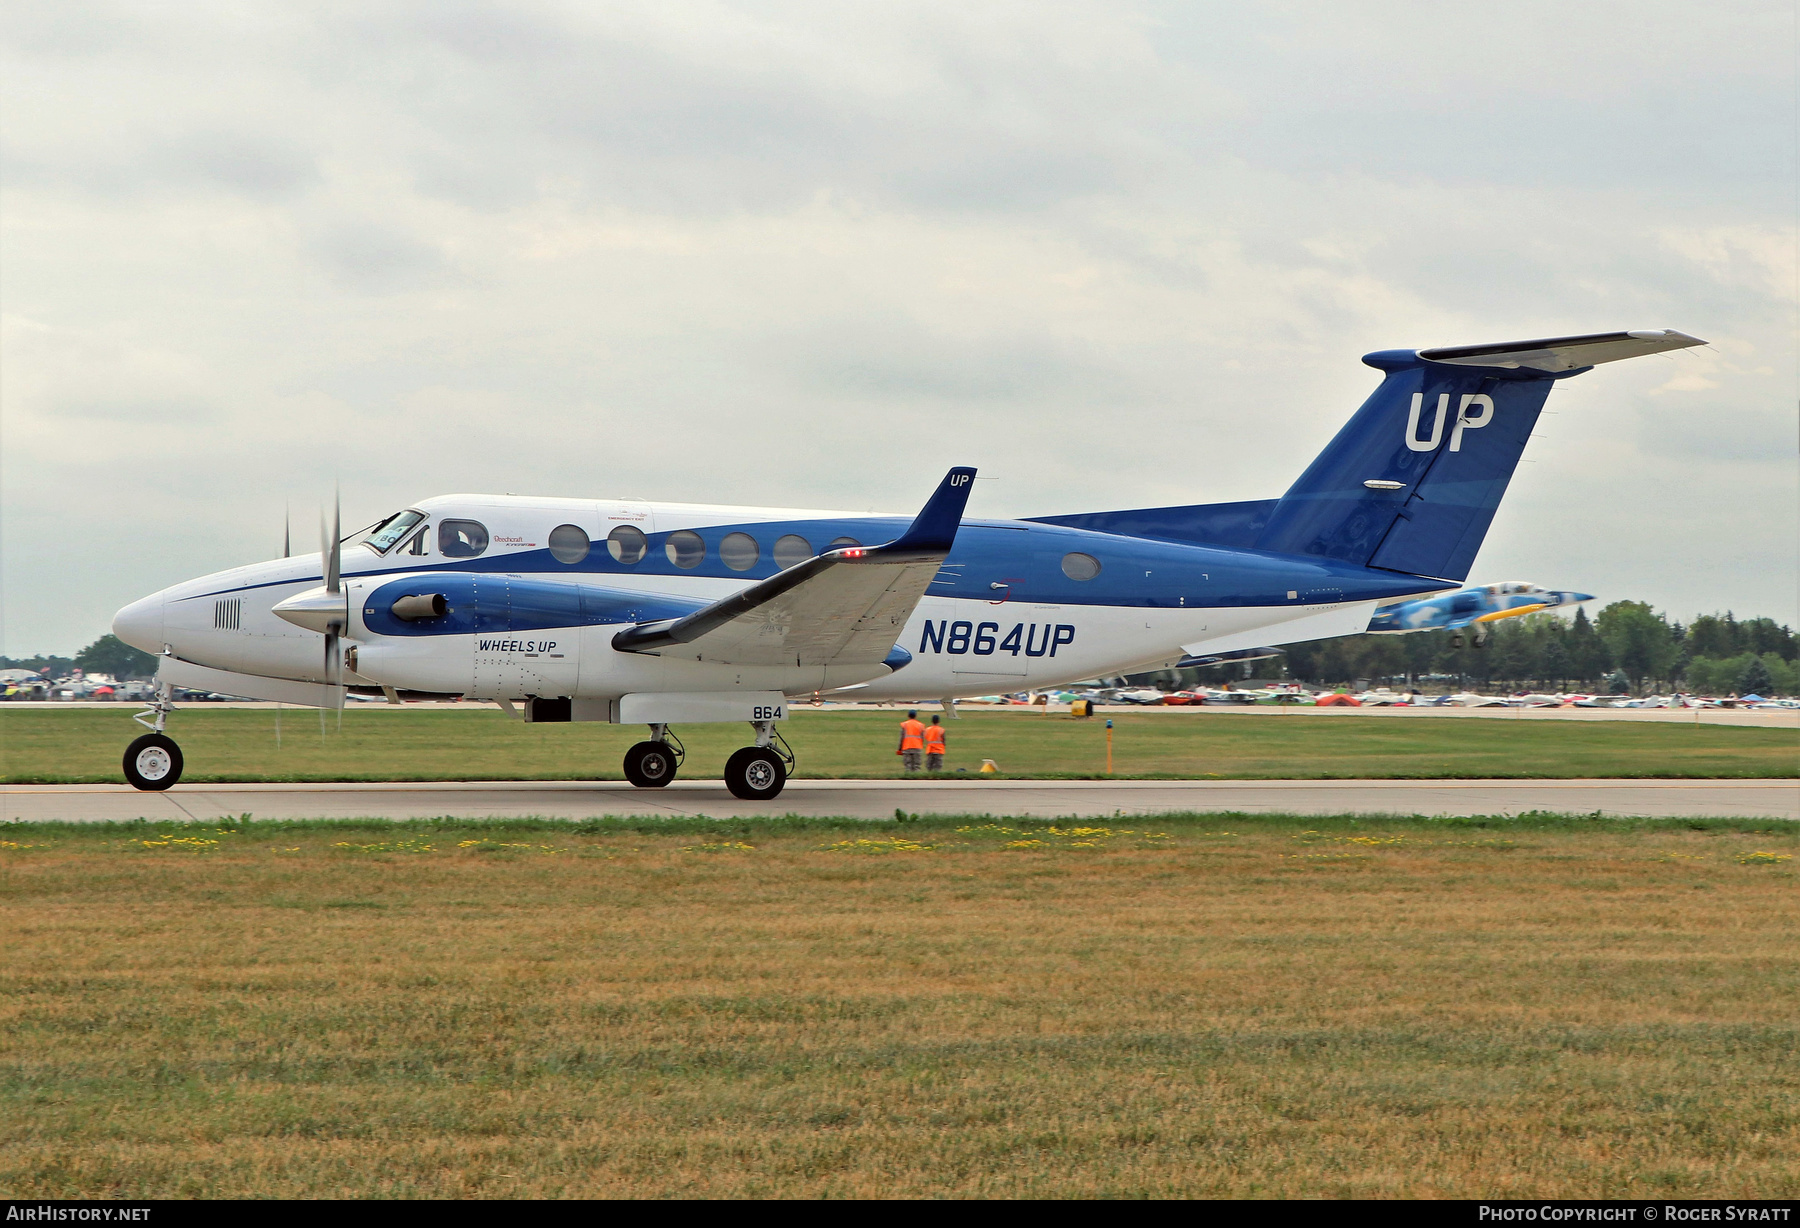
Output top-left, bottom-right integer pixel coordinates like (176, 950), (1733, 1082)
(114, 493), (1445, 704)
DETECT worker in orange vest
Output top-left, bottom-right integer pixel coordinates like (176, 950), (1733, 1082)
(897, 710), (926, 773)
(923, 713), (947, 771)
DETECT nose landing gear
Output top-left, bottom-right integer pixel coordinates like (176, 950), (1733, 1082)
(124, 684), (183, 790)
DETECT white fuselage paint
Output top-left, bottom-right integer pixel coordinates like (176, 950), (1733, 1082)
(118, 493), (1397, 712)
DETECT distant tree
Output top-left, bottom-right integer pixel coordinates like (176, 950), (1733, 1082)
(1597, 601), (1675, 691)
(1741, 617), (1798, 662)
(1687, 614), (1735, 659)
(1738, 655), (1774, 697)
(1541, 637), (1570, 690)
(1567, 607), (1610, 686)
(73, 635), (160, 679)
(1605, 670), (1630, 695)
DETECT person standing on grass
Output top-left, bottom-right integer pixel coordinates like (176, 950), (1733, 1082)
(897, 710), (926, 773)
(924, 714), (947, 772)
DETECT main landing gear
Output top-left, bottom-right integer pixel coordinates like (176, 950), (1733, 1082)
(622, 725), (684, 788)
(124, 684), (184, 791)
(620, 720), (794, 800)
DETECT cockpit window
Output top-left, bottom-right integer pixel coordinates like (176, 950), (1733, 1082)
(366, 510), (426, 554)
(439, 519), (489, 558)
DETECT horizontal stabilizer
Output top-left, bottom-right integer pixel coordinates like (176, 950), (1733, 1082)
(1418, 329), (1704, 373)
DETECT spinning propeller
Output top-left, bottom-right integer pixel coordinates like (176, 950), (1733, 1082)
(270, 488), (351, 706)
(321, 489), (343, 693)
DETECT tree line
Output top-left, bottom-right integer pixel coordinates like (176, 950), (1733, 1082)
(1271, 604), (1798, 696)
(1154, 604), (1796, 696)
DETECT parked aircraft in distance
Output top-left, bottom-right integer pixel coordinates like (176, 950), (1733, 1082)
(1366, 581), (1594, 647)
(112, 329), (1701, 798)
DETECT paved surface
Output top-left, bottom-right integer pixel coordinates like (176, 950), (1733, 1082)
(4, 778), (1794, 822)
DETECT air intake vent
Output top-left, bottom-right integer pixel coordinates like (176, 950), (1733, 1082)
(213, 598), (242, 631)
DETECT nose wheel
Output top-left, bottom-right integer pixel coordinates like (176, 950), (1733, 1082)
(124, 733), (183, 791)
(124, 682), (183, 791)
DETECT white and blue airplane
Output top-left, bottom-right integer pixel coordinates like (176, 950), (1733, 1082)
(111, 328), (1701, 798)
(1366, 582), (1595, 647)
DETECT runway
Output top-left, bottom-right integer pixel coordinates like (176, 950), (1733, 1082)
(4, 778), (1794, 823)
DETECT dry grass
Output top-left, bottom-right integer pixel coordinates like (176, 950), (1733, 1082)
(2, 815), (1796, 1198)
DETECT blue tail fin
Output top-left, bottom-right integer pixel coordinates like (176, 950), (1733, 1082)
(1255, 330), (1702, 581)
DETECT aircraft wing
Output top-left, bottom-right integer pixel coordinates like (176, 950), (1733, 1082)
(612, 467), (976, 669)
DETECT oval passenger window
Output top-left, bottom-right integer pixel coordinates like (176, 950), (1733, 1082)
(719, 532), (760, 572)
(548, 524), (590, 565)
(439, 519), (489, 559)
(1061, 551), (1101, 581)
(665, 530), (705, 569)
(607, 525), (648, 564)
(828, 536), (862, 550)
(772, 534), (812, 569)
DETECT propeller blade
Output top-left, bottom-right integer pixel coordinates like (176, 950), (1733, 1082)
(283, 505), (291, 559)
(326, 486), (341, 595)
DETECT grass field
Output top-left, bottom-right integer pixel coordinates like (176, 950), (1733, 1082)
(2, 812), (1795, 1198)
(3, 707), (1795, 783)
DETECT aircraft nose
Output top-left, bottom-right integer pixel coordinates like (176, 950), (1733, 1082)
(112, 593), (165, 654)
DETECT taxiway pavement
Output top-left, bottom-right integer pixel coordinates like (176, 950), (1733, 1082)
(4, 778), (1794, 823)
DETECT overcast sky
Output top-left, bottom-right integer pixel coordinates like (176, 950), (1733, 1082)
(2, 0), (1794, 655)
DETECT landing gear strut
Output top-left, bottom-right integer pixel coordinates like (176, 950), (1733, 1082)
(124, 683), (183, 790)
(724, 720), (793, 801)
(623, 724), (684, 788)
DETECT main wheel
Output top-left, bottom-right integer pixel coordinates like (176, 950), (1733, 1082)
(724, 747), (785, 801)
(123, 733), (183, 791)
(623, 740), (679, 788)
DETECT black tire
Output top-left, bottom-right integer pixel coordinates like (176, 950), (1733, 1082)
(724, 746), (785, 801)
(623, 740), (678, 788)
(123, 733), (183, 791)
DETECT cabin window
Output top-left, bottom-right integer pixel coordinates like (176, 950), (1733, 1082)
(1061, 552), (1101, 581)
(828, 536), (862, 550)
(773, 534), (812, 569)
(719, 532), (759, 572)
(607, 525), (648, 564)
(665, 530), (705, 569)
(367, 510), (426, 554)
(439, 519), (489, 559)
(548, 524), (590, 565)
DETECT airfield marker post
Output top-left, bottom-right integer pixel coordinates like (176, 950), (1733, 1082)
(1105, 718), (1113, 774)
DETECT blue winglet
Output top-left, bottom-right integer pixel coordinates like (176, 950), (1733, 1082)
(876, 466), (976, 561)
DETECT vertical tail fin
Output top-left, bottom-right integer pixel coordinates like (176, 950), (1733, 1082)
(1255, 330), (1702, 582)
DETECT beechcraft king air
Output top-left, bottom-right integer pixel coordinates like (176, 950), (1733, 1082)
(111, 329), (1702, 798)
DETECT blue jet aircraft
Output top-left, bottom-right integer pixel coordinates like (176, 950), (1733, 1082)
(1366, 582), (1595, 647)
(111, 328), (1701, 798)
